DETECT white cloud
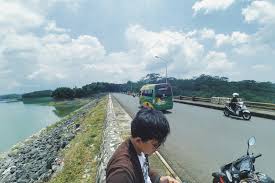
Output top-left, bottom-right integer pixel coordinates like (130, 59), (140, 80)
(2, 31), (40, 51)
(203, 51), (234, 74)
(45, 21), (69, 33)
(2, 21), (249, 94)
(0, 29), (108, 91)
(1, 0), (274, 94)
(126, 25), (204, 61)
(0, 69), (12, 76)
(125, 25), (207, 77)
(251, 64), (272, 71)
(41, 34), (71, 44)
(47, 0), (82, 11)
(7, 80), (21, 90)
(187, 28), (250, 48)
(242, 0), (275, 25)
(0, 1), (44, 30)
(0, 0), (83, 33)
(215, 31), (250, 47)
(200, 28), (216, 39)
(125, 25), (238, 78)
(30, 34), (106, 81)
(192, 0), (235, 14)
(11, 0), (83, 13)
(233, 40), (275, 57)
(186, 28), (216, 40)
(240, 1), (275, 60)
(0, 24), (210, 93)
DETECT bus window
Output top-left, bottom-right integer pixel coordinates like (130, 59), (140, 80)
(148, 90), (153, 97)
(155, 85), (172, 98)
(141, 90), (145, 96)
(144, 90), (153, 97)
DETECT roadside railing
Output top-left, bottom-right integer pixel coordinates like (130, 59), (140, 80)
(174, 96), (275, 111)
(174, 96), (211, 102)
(245, 101), (275, 111)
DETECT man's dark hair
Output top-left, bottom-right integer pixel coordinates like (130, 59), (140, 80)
(131, 108), (170, 144)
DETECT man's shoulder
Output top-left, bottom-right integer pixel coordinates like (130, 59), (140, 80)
(108, 139), (132, 166)
(106, 140), (136, 180)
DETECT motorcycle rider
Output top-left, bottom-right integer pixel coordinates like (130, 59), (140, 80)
(230, 93), (239, 112)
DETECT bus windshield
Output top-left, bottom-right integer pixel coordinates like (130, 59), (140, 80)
(155, 84), (172, 98)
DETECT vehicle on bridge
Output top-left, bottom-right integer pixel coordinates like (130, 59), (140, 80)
(212, 137), (274, 183)
(224, 101), (251, 120)
(139, 83), (173, 111)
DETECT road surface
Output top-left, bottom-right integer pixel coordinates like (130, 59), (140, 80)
(113, 93), (275, 182)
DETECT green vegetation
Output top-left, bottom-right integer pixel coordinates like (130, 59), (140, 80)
(49, 97), (107, 183)
(0, 94), (21, 101)
(168, 74), (275, 103)
(22, 90), (52, 98)
(22, 97), (53, 105)
(52, 83), (121, 99)
(52, 88), (74, 99)
(17, 73), (275, 104)
(133, 74), (275, 103)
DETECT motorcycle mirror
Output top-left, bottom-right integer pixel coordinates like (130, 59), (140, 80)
(248, 136), (256, 146)
(247, 136), (256, 155)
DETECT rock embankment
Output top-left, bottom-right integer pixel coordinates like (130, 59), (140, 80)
(0, 99), (99, 183)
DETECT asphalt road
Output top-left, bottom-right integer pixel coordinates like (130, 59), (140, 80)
(112, 93), (275, 182)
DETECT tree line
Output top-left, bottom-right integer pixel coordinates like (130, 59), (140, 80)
(22, 90), (53, 98)
(51, 83), (123, 99)
(21, 74), (275, 103)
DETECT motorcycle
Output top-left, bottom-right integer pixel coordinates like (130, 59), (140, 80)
(212, 137), (274, 183)
(224, 101), (251, 120)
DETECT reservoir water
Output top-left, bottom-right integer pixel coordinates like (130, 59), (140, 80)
(0, 101), (60, 152)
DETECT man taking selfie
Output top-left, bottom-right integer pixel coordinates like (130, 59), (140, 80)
(106, 108), (179, 183)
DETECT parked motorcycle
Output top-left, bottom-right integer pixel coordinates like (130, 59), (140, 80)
(212, 137), (274, 183)
(224, 101), (251, 120)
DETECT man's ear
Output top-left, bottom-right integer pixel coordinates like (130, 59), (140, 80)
(133, 137), (142, 145)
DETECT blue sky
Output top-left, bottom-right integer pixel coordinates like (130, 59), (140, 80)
(0, 0), (275, 94)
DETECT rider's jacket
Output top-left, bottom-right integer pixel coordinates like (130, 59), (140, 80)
(231, 97), (238, 103)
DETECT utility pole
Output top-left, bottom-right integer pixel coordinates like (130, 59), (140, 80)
(155, 56), (168, 83)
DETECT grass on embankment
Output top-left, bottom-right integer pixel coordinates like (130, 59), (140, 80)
(49, 97), (107, 183)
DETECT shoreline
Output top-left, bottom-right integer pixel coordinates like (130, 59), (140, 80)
(0, 98), (99, 183)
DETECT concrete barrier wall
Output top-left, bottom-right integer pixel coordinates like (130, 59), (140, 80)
(211, 97), (230, 105)
(176, 96), (275, 111)
(173, 98), (275, 120)
(96, 95), (132, 183)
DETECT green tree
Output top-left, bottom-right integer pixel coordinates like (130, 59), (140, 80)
(52, 87), (74, 99)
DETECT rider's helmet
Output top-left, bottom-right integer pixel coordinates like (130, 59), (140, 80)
(232, 93), (239, 97)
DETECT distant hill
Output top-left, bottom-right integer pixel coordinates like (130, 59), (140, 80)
(22, 90), (53, 98)
(0, 94), (21, 101)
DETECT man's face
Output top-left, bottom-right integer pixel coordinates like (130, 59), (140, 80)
(139, 139), (161, 155)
